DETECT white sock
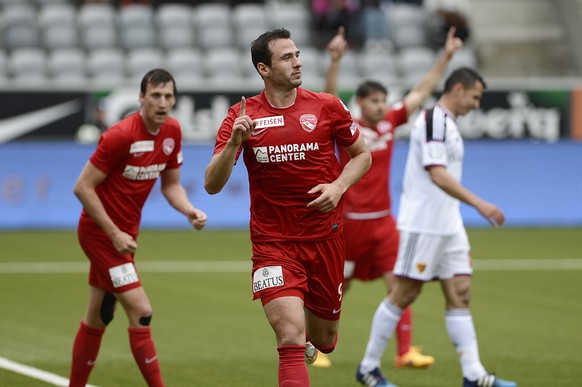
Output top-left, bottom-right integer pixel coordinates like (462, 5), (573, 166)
(445, 309), (487, 381)
(359, 298), (402, 373)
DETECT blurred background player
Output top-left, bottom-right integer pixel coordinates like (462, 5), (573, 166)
(204, 28), (371, 386)
(355, 67), (517, 387)
(69, 69), (207, 387)
(311, 27), (463, 372)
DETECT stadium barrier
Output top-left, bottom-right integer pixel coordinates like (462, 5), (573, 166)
(0, 141), (580, 229)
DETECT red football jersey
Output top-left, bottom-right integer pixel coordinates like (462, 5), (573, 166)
(80, 112), (183, 236)
(339, 103), (408, 215)
(214, 88), (360, 242)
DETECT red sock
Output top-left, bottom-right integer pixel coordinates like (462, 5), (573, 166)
(69, 321), (104, 387)
(128, 327), (165, 387)
(396, 307), (412, 356)
(277, 345), (309, 387)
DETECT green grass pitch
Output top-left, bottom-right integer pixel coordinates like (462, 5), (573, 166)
(0, 228), (581, 386)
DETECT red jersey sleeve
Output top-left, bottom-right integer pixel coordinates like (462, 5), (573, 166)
(90, 127), (130, 174)
(385, 101), (408, 128)
(327, 96), (360, 147)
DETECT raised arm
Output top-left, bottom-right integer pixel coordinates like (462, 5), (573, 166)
(204, 97), (254, 194)
(403, 27), (463, 115)
(323, 26), (348, 96)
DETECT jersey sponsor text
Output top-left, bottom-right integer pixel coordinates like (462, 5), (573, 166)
(255, 115), (285, 129)
(253, 142), (320, 163)
(122, 163), (167, 180)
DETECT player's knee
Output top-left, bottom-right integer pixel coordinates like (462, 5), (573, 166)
(100, 292), (117, 326)
(139, 314), (153, 326)
(317, 334), (338, 354)
(449, 284), (471, 309)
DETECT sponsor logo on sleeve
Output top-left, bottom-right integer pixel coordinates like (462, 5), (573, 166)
(428, 141), (446, 161)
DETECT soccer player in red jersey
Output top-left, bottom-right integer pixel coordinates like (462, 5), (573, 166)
(69, 69), (207, 387)
(316, 27), (463, 377)
(205, 29), (371, 387)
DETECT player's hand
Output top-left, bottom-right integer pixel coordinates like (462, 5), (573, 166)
(444, 26), (463, 58)
(306, 183), (344, 213)
(110, 230), (138, 254)
(477, 201), (505, 228)
(230, 96), (255, 146)
(188, 208), (208, 230)
(327, 26), (348, 61)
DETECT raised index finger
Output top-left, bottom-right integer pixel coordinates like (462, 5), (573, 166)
(239, 96), (246, 117)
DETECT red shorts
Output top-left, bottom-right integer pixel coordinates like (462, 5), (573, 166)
(251, 236), (345, 321)
(78, 220), (142, 293)
(343, 215), (399, 281)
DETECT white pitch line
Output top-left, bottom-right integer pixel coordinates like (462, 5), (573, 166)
(474, 258), (582, 271)
(0, 261), (250, 273)
(0, 259), (581, 274)
(0, 357), (98, 387)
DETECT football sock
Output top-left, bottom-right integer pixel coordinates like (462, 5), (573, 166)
(277, 345), (310, 387)
(445, 309), (487, 381)
(360, 298), (403, 373)
(69, 321), (104, 387)
(128, 326), (165, 387)
(396, 306), (412, 356)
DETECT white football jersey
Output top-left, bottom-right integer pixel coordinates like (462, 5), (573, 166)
(397, 104), (465, 235)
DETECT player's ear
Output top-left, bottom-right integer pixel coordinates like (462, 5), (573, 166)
(257, 62), (269, 78)
(452, 82), (465, 95)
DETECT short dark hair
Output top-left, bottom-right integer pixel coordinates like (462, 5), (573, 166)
(443, 67), (486, 93)
(140, 68), (177, 95)
(250, 28), (292, 74)
(356, 80), (388, 98)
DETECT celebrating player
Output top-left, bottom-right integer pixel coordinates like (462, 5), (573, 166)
(204, 28), (371, 386)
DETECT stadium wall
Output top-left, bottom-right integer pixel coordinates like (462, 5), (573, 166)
(0, 140), (580, 230)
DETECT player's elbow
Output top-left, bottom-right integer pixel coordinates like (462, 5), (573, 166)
(204, 179), (222, 195)
(72, 182), (86, 201)
(363, 150), (372, 172)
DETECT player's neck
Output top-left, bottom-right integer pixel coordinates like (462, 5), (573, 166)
(360, 116), (380, 129)
(138, 111), (161, 135)
(436, 97), (457, 118)
(264, 87), (297, 108)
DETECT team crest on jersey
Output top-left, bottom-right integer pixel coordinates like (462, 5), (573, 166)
(163, 138), (175, 155)
(416, 263), (427, 273)
(300, 114), (317, 132)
